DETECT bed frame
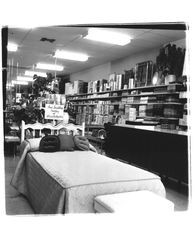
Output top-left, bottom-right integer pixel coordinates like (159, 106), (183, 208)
(21, 120), (85, 142)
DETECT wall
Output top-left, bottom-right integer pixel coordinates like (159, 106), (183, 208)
(70, 62), (111, 82)
(70, 38), (186, 83)
(110, 48), (158, 74)
(70, 48), (157, 82)
(171, 38), (186, 48)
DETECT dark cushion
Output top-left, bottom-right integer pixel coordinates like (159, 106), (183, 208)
(39, 135), (60, 152)
(74, 135), (90, 151)
(58, 134), (75, 151)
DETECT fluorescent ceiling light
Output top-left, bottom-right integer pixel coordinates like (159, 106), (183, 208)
(7, 82), (14, 87)
(54, 50), (88, 62)
(7, 42), (18, 52)
(17, 76), (33, 82)
(12, 80), (28, 85)
(36, 63), (64, 71)
(84, 29), (131, 46)
(25, 71), (47, 77)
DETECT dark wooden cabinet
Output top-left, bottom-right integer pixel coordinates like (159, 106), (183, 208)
(105, 125), (189, 184)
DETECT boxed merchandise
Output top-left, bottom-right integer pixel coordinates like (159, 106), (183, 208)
(65, 82), (74, 95)
(160, 118), (179, 130)
(128, 108), (137, 121)
(163, 105), (182, 118)
(139, 105), (147, 117)
(124, 69), (134, 87)
(179, 114), (187, 126)
(128, 78), (134, 89)
(78, 81), (88, 94)
(167, 84), (183, 92)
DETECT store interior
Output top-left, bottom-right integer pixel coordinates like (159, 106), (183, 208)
(2, 24), (189, 214)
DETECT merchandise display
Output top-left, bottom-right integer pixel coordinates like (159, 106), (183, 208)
(67, 81), (187, 131)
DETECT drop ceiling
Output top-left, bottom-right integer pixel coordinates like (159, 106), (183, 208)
(7, 25), (186, 80)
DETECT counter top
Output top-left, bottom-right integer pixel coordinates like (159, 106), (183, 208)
(114, 124), (188, 136)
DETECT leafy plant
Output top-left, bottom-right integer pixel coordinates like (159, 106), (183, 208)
(32, 73), (54, 97)
(156, 43), (185, 78)
(13, 104), (45, 124)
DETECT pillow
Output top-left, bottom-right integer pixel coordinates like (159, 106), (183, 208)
(58, 134), (75, 151)
(25, 129), (33, 139)
(74, 135), (90, 151)
(59, 127), (68, 135)
(26, 138), (42, 152)
(39, 135), (60, 152)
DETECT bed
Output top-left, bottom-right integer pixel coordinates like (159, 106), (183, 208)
(11, 120), (166, 214)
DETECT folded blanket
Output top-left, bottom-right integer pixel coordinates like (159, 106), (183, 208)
(11, 138), (41, 195)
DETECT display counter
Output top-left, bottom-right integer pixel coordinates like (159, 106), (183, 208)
(115, 124), (188, 136)
(105, 124), (189, 185)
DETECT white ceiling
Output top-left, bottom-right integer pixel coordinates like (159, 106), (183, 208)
(7, 26), (186, 79)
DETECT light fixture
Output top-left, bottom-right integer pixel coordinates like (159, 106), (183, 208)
(25, 70), (47, 77)
(12, 80), (29, 85)
(7, 42), (18, 52)
(54, 50), (88, 62)
(36, 63), (64, 71)
(6, 82), (14, 88)
(17, 76), (33, 82)
(84, 29), (131, 46)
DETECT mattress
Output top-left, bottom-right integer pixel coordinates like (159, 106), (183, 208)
(23, 150), (166, 213)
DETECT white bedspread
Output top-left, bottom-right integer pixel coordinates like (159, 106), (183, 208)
(13, 150), (166, 213)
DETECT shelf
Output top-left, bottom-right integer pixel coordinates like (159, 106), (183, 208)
(137, 116), (179, 120)
(86, 124), (104, 129)
(117, 92), (180, 98)
(179, 124), (188, 127)
(66, 83), (183, 98)
(70, 95), (122, 102)
(126, 120), (159, 126)
(4, 135), (20, 143)
(123, 102), (183, 106)
(86, 135), (105, 142)
(72, 101), (183, 106)
(72, 82), (187, 133)
(72, 103), (96, 106)
(73, 102), (121, 106)
(68, 91), (181, 103)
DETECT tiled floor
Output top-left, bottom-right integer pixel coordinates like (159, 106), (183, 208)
(4, 153), (189, 215)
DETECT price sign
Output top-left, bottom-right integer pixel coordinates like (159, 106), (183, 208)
(45, 104), (64, 120)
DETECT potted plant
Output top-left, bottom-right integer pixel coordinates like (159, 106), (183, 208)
(156, 43), (185, 84)
(13, 73), (59, 125)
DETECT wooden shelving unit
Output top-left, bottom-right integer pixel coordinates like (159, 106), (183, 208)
(66, 83), (187, 131)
